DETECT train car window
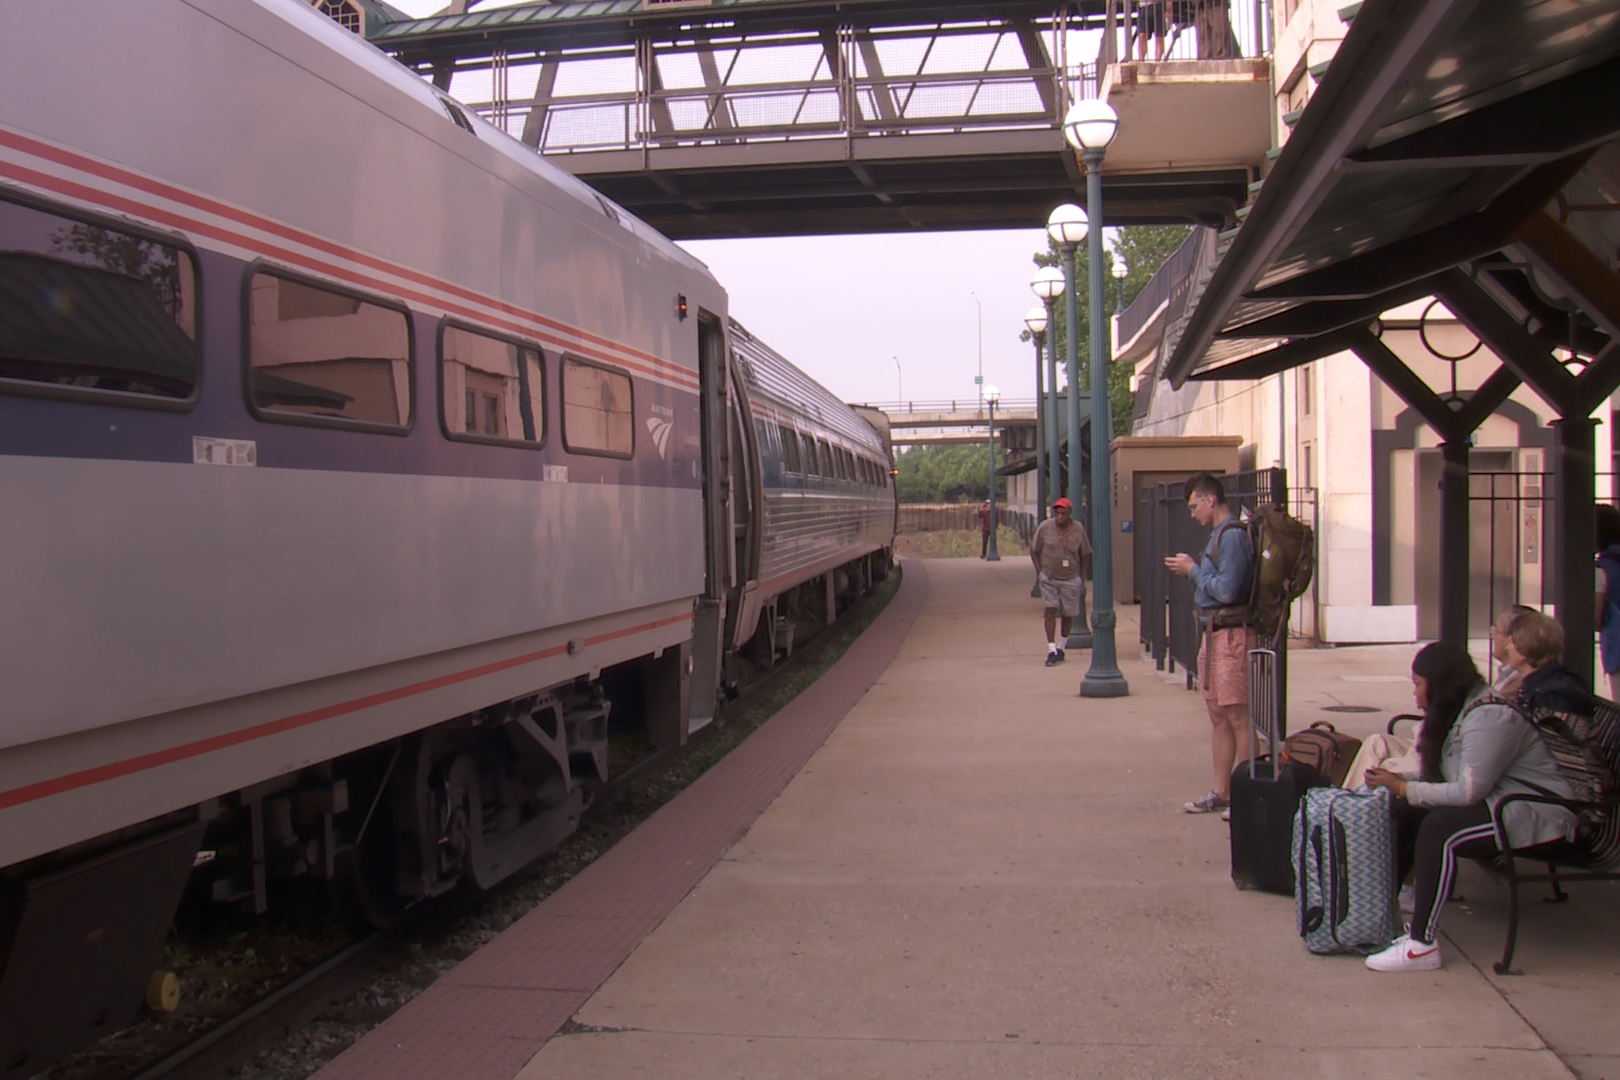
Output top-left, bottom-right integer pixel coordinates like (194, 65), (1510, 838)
(801, 434), (819, 475)
(560, 355), (633, 458)
(437, 96), (478, 136)
(817, 439), (834, 479)
(439, 322), (543, 446)
(777, 423), (801, 472)
(840, 449), (854, 481)
(246, 269), (411, 430)
(0, 195), (199, 404)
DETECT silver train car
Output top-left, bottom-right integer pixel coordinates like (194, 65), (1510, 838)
(0, 0), (893, 1072)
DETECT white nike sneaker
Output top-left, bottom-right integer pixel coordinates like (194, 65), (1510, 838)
(1365, 933), (1442, 972)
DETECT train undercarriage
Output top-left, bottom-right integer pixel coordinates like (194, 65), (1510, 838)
(0, 552), (893, 1078)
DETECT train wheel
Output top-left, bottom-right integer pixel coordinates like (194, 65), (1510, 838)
(331, 830), (408, 931)
(330, 762), (410, 931)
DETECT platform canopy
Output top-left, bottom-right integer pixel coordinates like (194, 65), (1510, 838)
(1163, 0), (1620, 390)
(1161, 0), (1620, 675)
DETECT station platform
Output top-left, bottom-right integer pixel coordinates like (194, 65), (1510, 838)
(315, 558), (1620, 1080)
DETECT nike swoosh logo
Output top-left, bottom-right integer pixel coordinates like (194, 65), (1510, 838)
(1406, 946), (1437, 959)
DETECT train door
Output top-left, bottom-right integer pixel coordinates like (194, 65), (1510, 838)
(722, 366), (762, 688)
(689, 312), (731, 732)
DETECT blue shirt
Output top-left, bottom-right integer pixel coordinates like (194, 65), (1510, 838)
(1188, 512), (1253, 611)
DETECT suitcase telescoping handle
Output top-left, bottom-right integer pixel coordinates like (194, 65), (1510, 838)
(1247, 647), (1280, 781)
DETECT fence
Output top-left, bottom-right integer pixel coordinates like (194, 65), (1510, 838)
(1138, 469), (1302, 733)
(433, 4), (1274, 152)
(1073, 0), (1272, 97)
(897, 504), (1036, 546)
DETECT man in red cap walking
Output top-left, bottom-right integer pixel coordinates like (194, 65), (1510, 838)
(1029, 497), (1091, 666)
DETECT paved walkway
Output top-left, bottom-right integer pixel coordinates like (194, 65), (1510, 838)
(328, 558), (1620, 1079)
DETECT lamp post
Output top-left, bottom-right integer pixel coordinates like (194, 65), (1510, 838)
(1024, 306), (1049, 521)
(1065, 98), (1129, 698)
(894, 355), (902, 405)
(1047, 203), (1091, 651)
(972, 291), (984, 412)
(1112, 256), (1129, 316)
(1024, 309), (1048, 599)
(1029, 267), (1064, 513)
(984, 383), (1001, 562)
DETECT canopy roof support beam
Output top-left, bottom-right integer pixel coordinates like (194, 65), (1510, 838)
(1347, 326), (1524, 648)
(1216, 275), (1447, 340)
(1436, 269), (1620, 683)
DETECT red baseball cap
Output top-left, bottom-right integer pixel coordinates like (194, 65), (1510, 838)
(1053, 497), (1072, 509)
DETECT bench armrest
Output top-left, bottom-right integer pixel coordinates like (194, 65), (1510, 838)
(1388, 713), (1421, 738)
(1490, 792), (1614, 857)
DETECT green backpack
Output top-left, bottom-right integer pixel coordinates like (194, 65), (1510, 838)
(1209, 504), (1316, 644)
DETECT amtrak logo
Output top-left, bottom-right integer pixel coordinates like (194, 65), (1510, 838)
(646, 415), (674, 460)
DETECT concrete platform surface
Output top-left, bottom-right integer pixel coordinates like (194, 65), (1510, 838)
(519, 558), (1620, 1080)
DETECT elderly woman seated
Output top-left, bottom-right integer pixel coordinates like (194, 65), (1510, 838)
(1362, 641), (1577, 972)
(1502, 609), (1591, 714)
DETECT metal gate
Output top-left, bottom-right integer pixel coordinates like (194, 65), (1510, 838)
(1138, 469), (1306, 733)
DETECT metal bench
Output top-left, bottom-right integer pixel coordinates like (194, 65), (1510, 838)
(1489, 696), (1620, 974)
(1385, 700), (1620, 973)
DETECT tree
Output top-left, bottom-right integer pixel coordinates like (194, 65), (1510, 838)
(895, 443), (1005, 503)
(50, 223), (184, 319)
(1025, 224), (1191, 440)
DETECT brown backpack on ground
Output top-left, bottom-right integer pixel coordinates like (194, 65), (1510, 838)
(1282, 722), (1362, 787)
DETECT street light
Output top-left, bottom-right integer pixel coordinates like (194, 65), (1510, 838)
(1065, 98), (1129, 698)
(1024, 306), (1049, 522)
(984, 383), (1001, 562)
(972, 291), (984, 412)
(894, 355), (902, 405)
(1024, 308), (1049, 599)
(1112, 256), (1129, 316)
(1047, 203), (1092, 651)
(1029, 266), (1065, 513)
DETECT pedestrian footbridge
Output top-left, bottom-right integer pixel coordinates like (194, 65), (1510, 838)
(364, 0), (1273, 238)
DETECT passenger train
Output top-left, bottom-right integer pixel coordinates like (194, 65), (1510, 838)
(0, 1), (895, 1072)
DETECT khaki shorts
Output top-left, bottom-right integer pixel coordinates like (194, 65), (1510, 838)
(1197, 625), (1256, 707)
(1039, 573), (1084, 618)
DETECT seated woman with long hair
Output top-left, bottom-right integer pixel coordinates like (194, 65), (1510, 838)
(1364, 641), (1577, 972)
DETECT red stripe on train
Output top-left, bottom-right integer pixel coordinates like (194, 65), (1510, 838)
(0, 614), (691, 812)
(0, 129), (698, 389)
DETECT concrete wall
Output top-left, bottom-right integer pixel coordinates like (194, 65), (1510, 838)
(1109, 436), (1243, 602)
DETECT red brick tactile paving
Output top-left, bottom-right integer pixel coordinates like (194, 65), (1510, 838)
(313, 562), (927, 1080)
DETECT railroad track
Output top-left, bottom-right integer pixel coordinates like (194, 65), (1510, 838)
(113, 587), (892, 1080)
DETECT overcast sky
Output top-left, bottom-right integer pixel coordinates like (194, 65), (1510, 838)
(386, 1), (1064, 409)
(682, 230), (1055, 408)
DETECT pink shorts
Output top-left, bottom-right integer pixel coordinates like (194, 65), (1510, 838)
(1197, 625), (1257, 707)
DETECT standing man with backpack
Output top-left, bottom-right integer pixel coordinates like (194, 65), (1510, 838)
(1165, 472), (1256, 815)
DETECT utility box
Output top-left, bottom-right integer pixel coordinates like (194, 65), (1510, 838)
(1109, 435), (1243, 603)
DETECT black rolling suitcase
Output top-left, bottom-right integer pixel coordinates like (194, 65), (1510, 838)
(1229, 646), (1326, 895)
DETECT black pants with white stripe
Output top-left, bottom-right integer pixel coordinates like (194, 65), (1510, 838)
(1395, 800), (1559, 945)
